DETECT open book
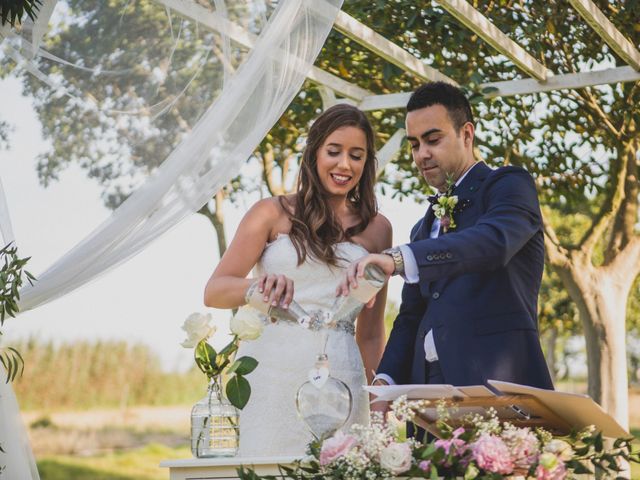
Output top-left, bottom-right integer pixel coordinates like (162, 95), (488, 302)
(364, 380), (628, 438)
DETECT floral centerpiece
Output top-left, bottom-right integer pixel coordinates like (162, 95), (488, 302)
(238, 396), (638, 479)
(180, 306), (263, 457)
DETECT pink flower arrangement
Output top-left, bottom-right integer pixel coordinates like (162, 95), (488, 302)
(239, 399), (639, 480)
(471, 433), (515, 475)
(319, 431), (356, 466)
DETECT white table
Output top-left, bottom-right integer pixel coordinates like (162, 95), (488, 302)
(160, 456), (301, 480)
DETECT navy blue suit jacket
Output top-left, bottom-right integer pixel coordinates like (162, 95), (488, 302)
(378, 162), (553, 389)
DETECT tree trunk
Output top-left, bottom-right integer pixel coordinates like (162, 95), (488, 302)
(198, 190), (228, 259)
(557, 262), (631, 430)
(211, 191), (227, 258)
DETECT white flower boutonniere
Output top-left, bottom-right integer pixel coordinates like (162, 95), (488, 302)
(433, 194), (459, 233)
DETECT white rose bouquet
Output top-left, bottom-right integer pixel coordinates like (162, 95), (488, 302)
(180, 308), (262, 409)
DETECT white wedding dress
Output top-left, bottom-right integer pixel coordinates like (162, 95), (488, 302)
(236, 234), (370, 457)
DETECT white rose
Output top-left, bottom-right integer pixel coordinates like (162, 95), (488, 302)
(544, 439), (574, 461)
(379, 442), (412, 475)
(231, 306), (264, 340)
(180, 313), (215, 348)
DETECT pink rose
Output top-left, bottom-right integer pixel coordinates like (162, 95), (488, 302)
(471, 433), (514, 475)
(319, 431), (357, 466)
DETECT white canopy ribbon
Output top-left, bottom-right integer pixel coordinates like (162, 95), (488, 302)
(11, 0), (342, 312)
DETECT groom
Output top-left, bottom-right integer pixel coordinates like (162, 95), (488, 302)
(343, 82), (553, 395)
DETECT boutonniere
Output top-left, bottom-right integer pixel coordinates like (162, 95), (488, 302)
(430, 177), (470, 233)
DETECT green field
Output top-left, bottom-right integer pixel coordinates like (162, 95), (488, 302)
(37, 444), (190, 480)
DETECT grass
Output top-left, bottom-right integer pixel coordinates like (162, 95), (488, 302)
(37, 444), (190, 480)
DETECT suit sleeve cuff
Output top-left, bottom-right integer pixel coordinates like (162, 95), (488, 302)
(372, 373), (396, 386)
(399, 244), (419, 284)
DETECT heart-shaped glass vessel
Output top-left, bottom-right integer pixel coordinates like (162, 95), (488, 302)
(295, 353), (352, 440)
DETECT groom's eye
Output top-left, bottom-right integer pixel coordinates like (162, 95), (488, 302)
(410, 143), (418, 150)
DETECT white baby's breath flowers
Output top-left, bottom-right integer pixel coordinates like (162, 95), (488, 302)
(470, 407), (501, 435)
(180, 312), (215, 348)
(391, 395), (431, 423)
(230, 306), (264, 340)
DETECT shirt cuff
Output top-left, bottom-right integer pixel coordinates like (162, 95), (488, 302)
(372, 373), (396, 386)
(399, 244), (419, 284)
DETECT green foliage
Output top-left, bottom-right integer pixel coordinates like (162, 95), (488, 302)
(225, 374), (250, 410)
(192, 336), (255, 410)
(12, 339), (203, 410)
(0, 242), (35, 383)
(0, 0), (41, 27)
(0, 242), (34, 324)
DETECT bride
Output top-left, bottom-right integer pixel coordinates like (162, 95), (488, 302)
(203, 104), (391, 456)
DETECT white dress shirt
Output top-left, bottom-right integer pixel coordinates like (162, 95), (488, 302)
(374, 163), (479, 386)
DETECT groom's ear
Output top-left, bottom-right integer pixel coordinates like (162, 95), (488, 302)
(462, 122), (475, 147)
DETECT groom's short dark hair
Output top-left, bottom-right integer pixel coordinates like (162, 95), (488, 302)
(407, 82), (474, 131)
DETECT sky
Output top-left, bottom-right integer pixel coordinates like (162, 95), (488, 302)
(0, 76), (425, 371)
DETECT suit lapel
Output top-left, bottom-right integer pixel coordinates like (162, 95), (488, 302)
(450, 161), (491, 217)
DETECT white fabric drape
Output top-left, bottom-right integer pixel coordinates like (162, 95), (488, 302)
(0, 185), (40, 479)
(0, 0), (342, 311)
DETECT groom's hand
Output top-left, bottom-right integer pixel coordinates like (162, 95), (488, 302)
(370, 377), (391, 420)
(337, 253), (394, 298)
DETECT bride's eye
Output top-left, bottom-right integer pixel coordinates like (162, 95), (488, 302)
(328, 150), (340, 156)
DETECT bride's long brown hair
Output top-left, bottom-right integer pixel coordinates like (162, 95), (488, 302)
(280, 104), (378, 266)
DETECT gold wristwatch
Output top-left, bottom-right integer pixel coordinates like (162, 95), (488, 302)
(382, 247), (404, 276)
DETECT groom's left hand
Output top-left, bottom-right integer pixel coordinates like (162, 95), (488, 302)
(337, 253), (394, 300)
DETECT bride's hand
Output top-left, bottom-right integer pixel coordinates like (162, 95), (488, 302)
(257, 273), (295, 309)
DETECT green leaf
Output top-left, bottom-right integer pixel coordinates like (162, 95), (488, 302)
(571, 461), (593, 474)
(228, 356), (258, 376)
(194, 342), (217, 375)
(594, 432), (604, 451)
(226, 374), (251, 409)
(219, 338), (239, 357)
(430, 464), (438, 480)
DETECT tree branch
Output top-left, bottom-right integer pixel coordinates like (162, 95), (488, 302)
(604, 139), (639, 262)
(578, 142), (628, 257)
(541, 209), (572, 270)
(197, 189), (228, 258)
(260, 143), (284, 196)
(609, 235), (640, 289)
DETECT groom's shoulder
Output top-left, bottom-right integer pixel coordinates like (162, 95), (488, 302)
(484, 165), (536, 189)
